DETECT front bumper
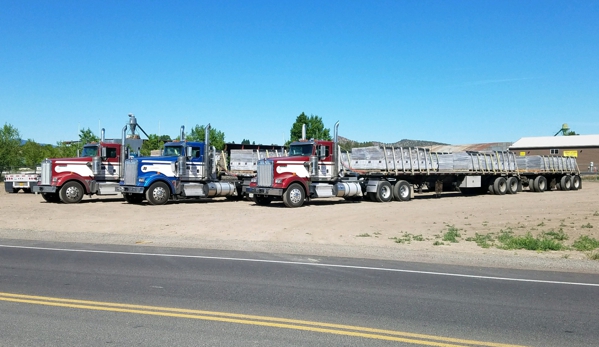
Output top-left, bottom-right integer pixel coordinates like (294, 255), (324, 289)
(117, 186), (144, 194)
(246, 187), (283, 196)
(32, 185), (57, 193)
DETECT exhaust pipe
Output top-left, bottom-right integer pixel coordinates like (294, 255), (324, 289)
(120, 124), (127, 179)
(100, 128), (105, 142)
(301, 124), (306, 140)
(180, 125), (185, 141)
(333, 121), (339, 177)
(204, 124), (211, 179)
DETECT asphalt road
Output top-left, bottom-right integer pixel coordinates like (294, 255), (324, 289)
(1, 240), (598, 346)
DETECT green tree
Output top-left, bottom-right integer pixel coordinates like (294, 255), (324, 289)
(241, 139), (251, 145)
(54, 128), (100, 158)
(0, 123), (22, 175)
(141, 134), (166, 156)
(79, 128), (99, 145)
(186, 125), (225, 150)
(20, 140), (49, 168)
(55, 141), (78, 158)
(288, 112), (331, 144)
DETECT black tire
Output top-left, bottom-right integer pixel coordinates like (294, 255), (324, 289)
(253, 195), (272, 206)
(393, 180), (411, 201)
(23, 188), (31, 193)
(283, 183), (305, 208)
(59, 181), (84, 203)
(506, 177), (519, 194)
(374, 181), (393, 202)
(123, 193), (144, 204)
(560, 175), (571, 191)
(145, 181), (170, 205)
(42, 193), (60, 203)
(493, 177), (507, 195)
(571, 175), (581, 190)
(11, 188), (19, 193)
(533, 176), (547, 192)
(488, 182), (495, 194)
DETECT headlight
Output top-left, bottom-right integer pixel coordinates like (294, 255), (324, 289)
(275, 179), (283, 184)
(250, 177), (257, 183)
(138, 178), (145, 183)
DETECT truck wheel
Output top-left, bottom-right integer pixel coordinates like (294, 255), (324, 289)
(393, 180), (411, 201)
(123, 193), (144, 204)
(23, 188), (31, 193)
(253, 195), (272, 206)
(42, 193), (60, 203)
(59, 181), (84, 203)
(493, 177), (507, 195)
(506, 177), (519, 194)
(374, 181), (393, 202)
(145, 182), (170, 205)
(571, 175), (581, 190)
(559, 175), (571, 191)
(533, 176), (547, 192)
(528, 179), (536, 192)
(11, 188), (20, 193)
(283, 183), (305, 208)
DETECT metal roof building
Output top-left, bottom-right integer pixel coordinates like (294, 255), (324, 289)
(510, 135), (599, 173)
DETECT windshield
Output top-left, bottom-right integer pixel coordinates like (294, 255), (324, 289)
(163, 146), (183, 156)
(81, 145), (99, 157)
(288, 144), (314, 157)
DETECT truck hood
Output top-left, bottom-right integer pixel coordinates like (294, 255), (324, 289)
(51, 157), (92, 163)
(266, 155), (310, 163)
(134, 156), (179, 163)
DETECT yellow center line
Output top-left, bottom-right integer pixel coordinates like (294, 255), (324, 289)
(0, 292), (528, 347)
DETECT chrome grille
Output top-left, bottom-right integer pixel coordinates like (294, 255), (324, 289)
(40, 160), (52, 185)
(123, 159), (138, 185)
(256, 160), (273, 187)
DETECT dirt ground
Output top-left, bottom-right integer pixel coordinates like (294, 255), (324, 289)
(1, 181), (599, 273)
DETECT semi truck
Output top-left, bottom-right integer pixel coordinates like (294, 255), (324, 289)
(4, 169), (40, 193)
(117, 125), (285, 205)
(247, 122), (582, 208)
(32, 115), (145, 203)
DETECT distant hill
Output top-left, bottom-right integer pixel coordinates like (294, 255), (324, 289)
(338, 136), (448, 149)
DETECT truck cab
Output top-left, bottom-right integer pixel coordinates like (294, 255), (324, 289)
(248, 122), (362, 207)
(33, 141), (136, 203)
(118, 125), (237, 205)
(33, 115), (144, 203)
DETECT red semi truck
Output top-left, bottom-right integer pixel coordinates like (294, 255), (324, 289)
(247, 122), (581, 207)
(32, 115), (145, 203)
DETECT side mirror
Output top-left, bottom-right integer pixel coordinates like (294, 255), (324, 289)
(186, 146), (193, 158)
(101, 147), (107, 159)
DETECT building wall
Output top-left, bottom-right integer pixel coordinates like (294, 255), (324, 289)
(510, 147), (599, 173)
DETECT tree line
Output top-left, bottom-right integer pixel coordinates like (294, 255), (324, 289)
(0, 113), (331, 176)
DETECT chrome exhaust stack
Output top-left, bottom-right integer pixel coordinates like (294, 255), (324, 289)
(332, 121), (340, 177)
(204, 124), (211, 179)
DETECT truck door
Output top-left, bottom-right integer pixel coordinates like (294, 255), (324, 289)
(103, 146), (119, 180)
(316, 144), (334, 179)
(186, 146), (205, 181)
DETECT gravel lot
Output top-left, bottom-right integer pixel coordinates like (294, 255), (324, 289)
(2, 181), (599, 273)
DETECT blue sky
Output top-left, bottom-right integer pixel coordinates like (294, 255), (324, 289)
(1, 0), (598, 145)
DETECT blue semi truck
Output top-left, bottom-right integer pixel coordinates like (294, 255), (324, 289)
(118, 125), (236, 205)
